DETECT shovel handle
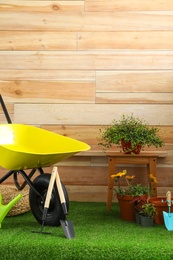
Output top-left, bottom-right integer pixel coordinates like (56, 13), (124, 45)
(55, 170), (66, 204)
(55, 170), (68, 216)
(166, 191), (172, 207)
(44, 166), (57, 208)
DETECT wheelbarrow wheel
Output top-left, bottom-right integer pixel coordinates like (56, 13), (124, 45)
(29, 173), (69, 227)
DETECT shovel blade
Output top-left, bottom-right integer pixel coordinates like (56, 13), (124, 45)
(163, 211), (173, 231)
(60, 220), (75, 239)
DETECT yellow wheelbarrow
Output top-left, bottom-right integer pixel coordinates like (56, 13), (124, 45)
(0, 96), (90, 228)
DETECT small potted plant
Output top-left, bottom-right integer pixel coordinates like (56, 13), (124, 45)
(111, 170), (149, 221)
(130, 173), (158, 224)
(140, 202), (157, 227)
(132, 196), (147, 224)
(98, 114), (164, 154)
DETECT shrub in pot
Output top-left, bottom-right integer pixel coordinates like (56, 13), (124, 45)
(98, 114), (164, 154)
(140, 202), (157, 227)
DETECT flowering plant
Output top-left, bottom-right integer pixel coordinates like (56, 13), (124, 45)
(111, 170), (157, 197)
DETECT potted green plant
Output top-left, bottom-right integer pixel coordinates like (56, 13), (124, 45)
(140, 202), (157, 227)
(98, 114), (164, 154)
(111, 170), (149, 221)
(131, 196), (148, 224)
(131, 173), (158, 224)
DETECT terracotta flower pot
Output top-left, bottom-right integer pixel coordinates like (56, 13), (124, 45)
(117, 194), (135, 221)
(149, 197), (173, 225)
(121, 140), (142, 154)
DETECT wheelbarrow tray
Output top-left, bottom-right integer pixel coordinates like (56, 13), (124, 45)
(0, 124), (90, 170)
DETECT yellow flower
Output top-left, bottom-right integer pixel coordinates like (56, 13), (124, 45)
(125, 175), (135, 180)
(111, 174), (117, 179)
(149, 173), (158, 183)
(111, 170), (127, 179)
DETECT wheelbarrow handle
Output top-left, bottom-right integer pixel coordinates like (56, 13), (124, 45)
(0, 95), (12, 124)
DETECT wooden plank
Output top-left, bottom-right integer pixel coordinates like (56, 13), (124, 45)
(42, 125), (101, 145)
(78, 31), (173, 50)
(1, 12), (173, 31)
(56, 150), (169, 166)
(0, 182), (168, 202)
(41, 125), (173, 144)
(96, 70), (173, 92)
(96, 93), (173, 104)
(59, 166), (108, 185)
(66, 185), (108, 202)
(0, 80), (95, 103)
(0, 114), (14, 123)
(0, 1), (84, 12)
(66, 186), (173, 202)
(0, 164), (172, 202)
(157, 187), (173, 197)
(8, 31), (173, 51)
(58, 165), (170, 186)
(0, 102), (14, 123)
(0, 102), (13, 114)
(0, 31), (77, 51)
(14, 103), (173, 125)
(57, 156), (91, 167)
(85, 0), (173, 12)
(1, 51), (173, 70)
(0, 70), (95, 80)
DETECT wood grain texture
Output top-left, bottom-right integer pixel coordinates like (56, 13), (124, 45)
(1, 12), (173, 31)
(0, 70), (95, 80)
(0, 1), (84, 12)
(78, 32), (173, 50)
(2, 31), (173, 51)
(96, 93), (173, 104)
(0, 1), (173, 202)
(96, 70), (173, 92)
(14, 103), (173, 125)
(0, 80), (95, 103)
(85, 0), (173, 12)
(1, 51), (173, 70)
(0, 31), (77, 50)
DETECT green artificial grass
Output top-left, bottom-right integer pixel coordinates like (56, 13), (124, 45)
(1, 202), (173, 260)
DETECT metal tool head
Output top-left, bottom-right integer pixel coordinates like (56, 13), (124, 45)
(60, 220), (75, 239)
(163, 210), (173, 231)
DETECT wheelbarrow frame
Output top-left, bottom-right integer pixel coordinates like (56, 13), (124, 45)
(0, 167), (44, 197)
(0, 95), (88, 226)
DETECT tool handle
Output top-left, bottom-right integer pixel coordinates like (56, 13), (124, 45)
(44, 166), (57, 208)
(55, 169), (68, 215)
(166, 191), (172, 207)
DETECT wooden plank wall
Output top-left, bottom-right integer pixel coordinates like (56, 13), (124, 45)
(0, 0), (173, 202)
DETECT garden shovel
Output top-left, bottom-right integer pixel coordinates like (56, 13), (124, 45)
(32, 167), (57, 234)
(163, 191), (173, 231)
(55, 168), (75, 239)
